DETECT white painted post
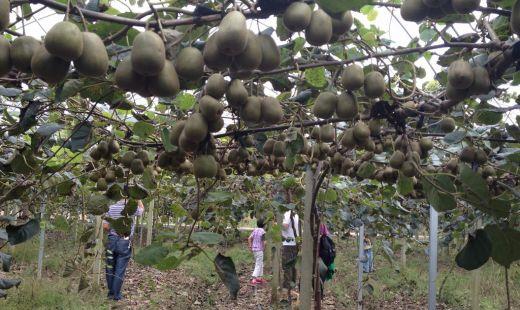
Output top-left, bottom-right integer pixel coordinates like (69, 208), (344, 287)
(428, 206), (438, 310)
(146, 199), (154, 246)
(300, 166), (314, 310)
(93, 215), (104, 285)
(37, 199), (46, 280)
(471, 219), (482, 310)
(357, 224), (365, 310)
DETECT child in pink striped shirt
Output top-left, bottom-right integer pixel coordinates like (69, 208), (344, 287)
(248, 219), (267, 285)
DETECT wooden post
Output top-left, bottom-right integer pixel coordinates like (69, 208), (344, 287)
(270, 211), (283, 307)
(401, 239), (407, 268)
(37, 199), (46, 280)
(146, 199), (154, 246)
(300, 166), (314, 310)
(93, 215), (104, 286)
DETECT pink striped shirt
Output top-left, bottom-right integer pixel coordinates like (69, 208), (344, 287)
(250, 228), (265, 252)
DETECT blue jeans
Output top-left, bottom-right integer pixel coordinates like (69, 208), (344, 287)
(106, 234), (131, 300)
(363, 249), (373, 273)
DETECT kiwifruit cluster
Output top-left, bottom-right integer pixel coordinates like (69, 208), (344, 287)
(446, 60), (490, 102)
(0, 0), (9, 32)
(203, 11), (280, 74)
(459, 146), (488, 165)
(387, 134), (432, 178)
(119, 148), (152, 175)
(339, 122), (377, 152)
(90, 139), (120, 162)
(193, 154), (219, 178)
(115, 31), (180, 98)
(400, 0), (480, 22)
(240, 96), (284, 125)
(282, 2), (353, 45)
(89, 165), (125, 192)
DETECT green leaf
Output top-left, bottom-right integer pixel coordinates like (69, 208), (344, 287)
(142, 167), (157, 190)
(134, 244), (169, 266)
(174, 93), (196, 111)
(443, 131), (466, 144)
(484, 225), (520, 268)
(506, 124), (520, 141)
(293, 37), (305, 53)
(316, 0), (371, 13)
(397, 173), (413, 196)
(133, 121), (155, 139)
(6, 219), (40, 245)
(420, 28), (437, 42)
(214, 254), (240, 300)
(192, 231), (224, 245)
(323, 188), (338, 203)
(474, 109), (502, 125)
(459, 164), (490, 203)
(64, 122), (92, 151)
(128, 184), (149, 199)
(421, 174), (457, 212)
(0, 252), (12, 272)
(206, 191), (233, 204)
(53, 215), (69, 231)
(56, 79), (83, 102)
(305, 67), (327, 89)
(170, 203), (188, 217)
(356, 162), (375, 179)
(455, 229), (492, 271)
(87, 194), (110, 215)
(161, 128), (175, 152)
(276, 17), (291, 41)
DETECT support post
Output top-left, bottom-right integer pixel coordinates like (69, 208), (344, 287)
(270, 211), (283, 307)
(37, 199), (46, 280)
(401, 239), (407, 268)
(357, 224), (365, 310)
(93, 215), (104, 285)
(471, 219), (482, 310)
(146, 199), (154, 246)
(428, 206), (438, 310)
(300, 166), (314, 310)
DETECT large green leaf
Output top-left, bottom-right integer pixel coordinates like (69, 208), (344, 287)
(305, 67), (327, 89)
(397, 173), (413, 196)
(134, 243), (169, 266)
(0, 252), (12, 272)
(421, 174), (457, 212)
(64, 122), (92, 151)
(192, 231), (224, 245)
(459, 164), (490, 204)
(484, 225), (520, 268)
(128, 184), (149, 199)
(133, 121), (155, 139)
(214, 254), (240, 300)
(87, 194), (110, 215)
(455, 229), (492, 271)
(6, 219), (40, 245)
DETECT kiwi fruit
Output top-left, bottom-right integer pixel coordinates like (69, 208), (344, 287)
(178, 131), (199, 153)
(203, 33), (233, 71)
(460, 146), (476, 163)
(74, 32), (108, 77)
(419, 137), (433, 152)
(10, 36), (40, 73)
(475, 149), (488, 164)
(305, 9), (333, 46)
(131, 31), (165, 76)
(258, 34), (280, 72)
(241, 96), (262, 123)
(115, 58), (146, 92)
(313, 91), (338, 119)
(226, 79), (248, 107)
(261, 97), (283, 124)
(400, 0), (428, 22)
(400, 161), (417, 177)
(136, 150), (150, 166)
(208, 117), (224, 133)
(183, 113), (208, 143)
(108, 139), (120, 154)
(469, 66), (490, 95)
(121, 151), (136, 168)
(439, 117), (456, 133)
(234, 31), (262, 71)
(331, 11), (353, 35)
(105, 170), (116, 183)
(97, 178), (108, 191)
(390, 150), (406, 169)
(199, 95), (224, 121)
(157, 152), (173, 169)
(311, 126), (321, 140)
(335, 93), (357, 121)
(283, 2), (312, 32)
(446, 157), (459, 171)
(90, 147), (102, 161)
(44, 21), (83, 61)
(353, 122), (370, 142)
(364, 71), (386, 98)
(512, 0), (520, 35)
(451, 0), (479, 14)
(273, 141), (286, 157)
(422, 0), (448, 7)
(205, 74), (227, 99)
(0, 36), (10, 77)
(169, 120), (186, 146)
(31, 45), (70, 84)
(175, 47), (204, 81)
(0, 0), (9, 31)
(482, 166), (495, 178)
(320, 124), (335, 143)
(446, 82), (469, 102)
(130, 158), (145, 174)
(216, 11), (248, 56)
(341, 64), (364, 91)
(89, 171), (101, 182)
(340, 128), (357, 148)
(368, 119), (381, 137)
(148, 61), (180, 97)
(193, 155), (218, 178)
(448, 60), (474, 90)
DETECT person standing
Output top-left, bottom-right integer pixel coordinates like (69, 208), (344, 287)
(363, 236), (374, 273)
(103, 199), (144, 301)
(248, 218), (267, 285)
(281, 210), (300, 291)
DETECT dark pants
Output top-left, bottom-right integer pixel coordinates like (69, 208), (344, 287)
(106, 234), (131, 300)
(282, 245), (298, 289)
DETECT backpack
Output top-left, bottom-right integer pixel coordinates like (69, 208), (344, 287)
(319, 234), (336, 266)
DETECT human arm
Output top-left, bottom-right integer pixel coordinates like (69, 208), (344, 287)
(135, 200), (145, 216)
(247, 234), (253, 249)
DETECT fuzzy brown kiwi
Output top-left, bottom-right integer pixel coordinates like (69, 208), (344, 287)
(313, 92), (338, 119)
(320, 124), (335, 143)
(240, 96), (262, 123)
(215, 11), (248, 56)
(439, 117), (456, 133)
(74, 32), (109, 77)
(0, 37), (12, 77)
(283, 2), (312, 32)
(193, 155), (218, 178)
(447, 60), (474, 90)
(148, 61), (180, 97)
(130, 158), (145, 174)
(226, 79), (248, 108)
(10, 36), (40, 73)
(31, 45), (70, 84)
(258, 35), (280, 72)
(234, 31), (262, 71)
(131, 31), (165, 76)
(44, 21), (84, 61)
(305, 9), (333, 46)
(205, 74), (227, 99)
(175, 47), (204, 81)
(0, 0), (9, 32)
(199, 95), (224, 121)
(364, 71), (386, 98)
(203, 33), (232, 71)
(400, 0), (428, 22)
(261, 97), (284, 124)
(341, 64), (364, 91)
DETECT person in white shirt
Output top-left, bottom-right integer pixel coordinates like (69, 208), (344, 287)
(281, 210), (299, 290)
